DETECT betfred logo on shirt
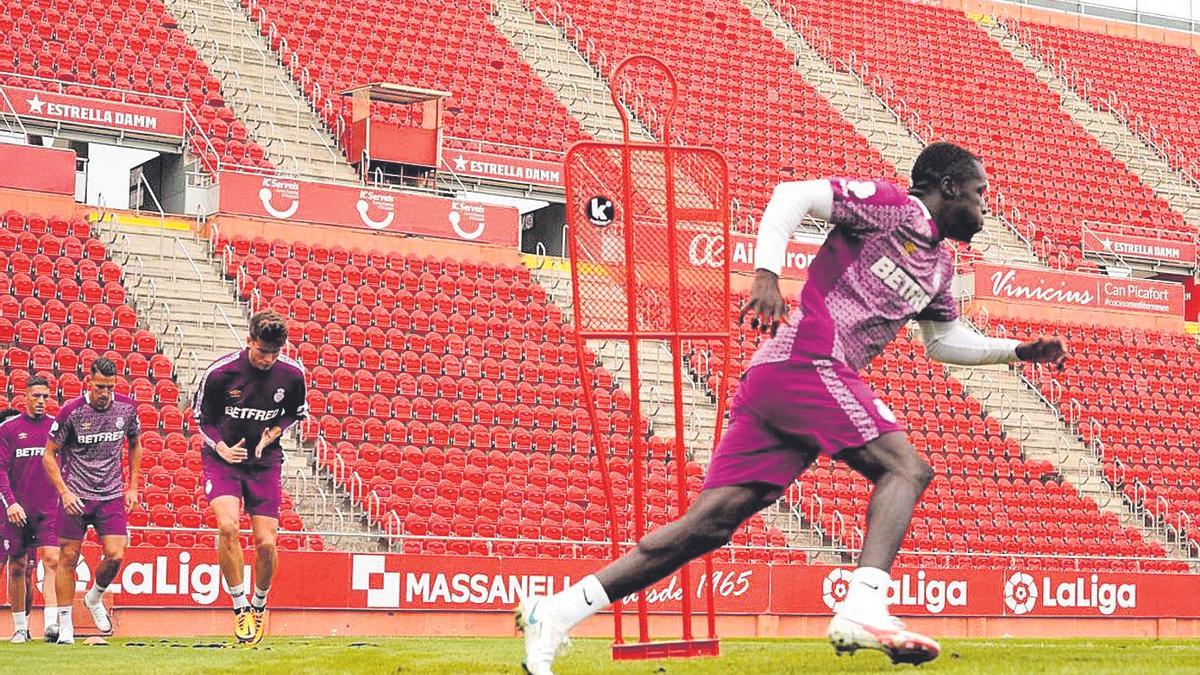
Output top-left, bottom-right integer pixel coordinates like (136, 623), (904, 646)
(77, 431), (125, 445)
(223, 406), (282, 422)
(14, 446), (45, 459)
(869, 256), (931, 311)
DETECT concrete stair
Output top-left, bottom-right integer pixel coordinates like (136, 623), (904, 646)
(491, 0), (653, 142)
(167, 0), (358, 182)
(281, 450), (389, 553)
(985, 18), (1200, 239)
(748, 0), (1040, 265)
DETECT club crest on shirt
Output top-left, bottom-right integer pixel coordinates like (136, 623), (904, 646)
(847, 180), (877, 200)
(274, 388), (286, 403)
(116, 417), (125, 429)
(902, 240), (918, 256)
(228, 388), (242, 399)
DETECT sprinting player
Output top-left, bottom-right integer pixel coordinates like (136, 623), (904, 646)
(194, 310), (307, 645)
(1, 378), (61, 643)
(43, 358), (142, 644)
(517, 142), (1069, 672)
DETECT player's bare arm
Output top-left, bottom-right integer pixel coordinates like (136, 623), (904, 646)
(742, 180), (835, 336)
(42, 440), (82, 516)
(125, 434), (143, 511)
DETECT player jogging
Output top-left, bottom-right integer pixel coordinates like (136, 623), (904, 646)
(43, 358), (142, 645)
(518, 143), (1069, 672)
(194, 310), (307, 645)
(1, 377), (61, 643)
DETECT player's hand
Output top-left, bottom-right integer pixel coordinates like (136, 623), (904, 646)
(217, 439), (248, 464)
(6, 502), (26, 526)
(255, 427), (283, 459)
(124, 486), (139, 512)
(1016, 336), (1069, 371)
(739, 269), (790, 337)
(60, 490), (85, 516)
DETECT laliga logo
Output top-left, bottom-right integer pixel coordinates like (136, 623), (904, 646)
(449, 202), (486, 241)
(352, 554), (401, 608)
(258, 179), (300, 219)
(1004, 572), (1038, 615)
(1006, 572), (1136, 616)
(356, 190), (395, 230)
(821, 568), (853, 611)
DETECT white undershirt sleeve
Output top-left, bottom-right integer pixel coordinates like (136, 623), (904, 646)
(754, 180), (834, 276)
(918, 320), (1022, 366)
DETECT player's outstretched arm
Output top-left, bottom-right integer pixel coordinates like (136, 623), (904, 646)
(919, 321), (1069, 371)
(42, 440), (82, 516)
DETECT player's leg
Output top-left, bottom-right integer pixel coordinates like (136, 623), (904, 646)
(243, 461), (283, 646)
(211, 494), (255, 642)
(517, 387), (809, 675)
(82, 532), (124, 635)
(827, 431), (938, 664)
(54, 539), (81, 644)
(8, 553), (31, 642)
(38, 544), (60, 641)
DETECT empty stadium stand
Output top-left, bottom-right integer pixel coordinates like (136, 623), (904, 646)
(523, 0), (894, 224)
(0, 208), (317, 550)
(999, 317), (1200, 558)
(1014, 20), (1200, 181)
(216, 232), (798, 561)
(774, 0), (1190, 269)
(242, 0), (588, 162)
(0, 0), (271, 172)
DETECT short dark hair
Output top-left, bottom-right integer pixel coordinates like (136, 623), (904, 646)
(249, 310), (288, 349)
(90, 357), (118, 377)
(26, 376), (50, 390)
(911, 142), (982, 194)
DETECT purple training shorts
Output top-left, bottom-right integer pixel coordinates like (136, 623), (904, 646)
(57, 497), (127, 541)
(202, 453), (283, 519)
(3, 511), (58, 558)
(702, 357), (903, 501)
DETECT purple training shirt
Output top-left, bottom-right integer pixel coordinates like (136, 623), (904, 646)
(194, 349), (308, 467)
(50, 393), (141, 500)
(0, 413), (56, 517)
(750, 178), (958, 372)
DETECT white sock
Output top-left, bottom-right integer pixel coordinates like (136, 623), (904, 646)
(251, 586), (269, 611)
(543, 575), (610, 630)
(85, 583), (107, 606)
(43, 606), (57, 631)
(229, 582), (250, 611)
(57, 607), (73, 638)
(12, 611), (28, 632)
(839, 566), (891, 617)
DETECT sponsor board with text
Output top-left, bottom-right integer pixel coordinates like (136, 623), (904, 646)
(975, 263), (1184, 316)
(217, 172), (519, 247)
(682, 231), (822, 280)
(2, 86), (185, 137)
(1081, 227), (1196, 266)
(443, 150), (563, 188)
(3, 550), (1198, 618)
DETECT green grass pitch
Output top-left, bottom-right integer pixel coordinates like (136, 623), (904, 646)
(1, 637), (1198, 673)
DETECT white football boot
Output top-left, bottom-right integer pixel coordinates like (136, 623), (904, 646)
(84, 593), (112, 634)
(828, 608), (940, 665)
(515, 596), (570, 675)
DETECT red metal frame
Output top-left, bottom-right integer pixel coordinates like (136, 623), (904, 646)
(564, 54), (732, 661)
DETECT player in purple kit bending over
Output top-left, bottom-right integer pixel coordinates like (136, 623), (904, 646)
(518, 143), (1069, 672)
(1, 377), (61, 643)
(194, 310), (307, 645)
(43, 358), (142, 644)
